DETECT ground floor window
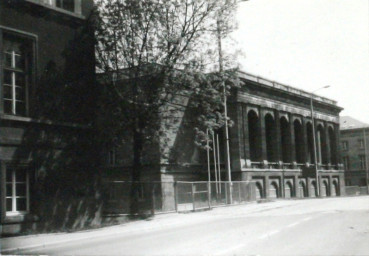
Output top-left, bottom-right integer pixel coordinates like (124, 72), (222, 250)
(5, 166), (30, 214)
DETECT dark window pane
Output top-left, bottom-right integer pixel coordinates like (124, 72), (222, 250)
(6, 184), (13, 197)
(4, 52), (12, 67)
(4, 70), (12, 85)
(4, 100), (13, 114)
(14, 54), (25, 70)
(15, 73), (25, 86)
(16, 184), (26, 197)
(6, 168), (13, 182)
(16, 102), (26, 115)
(16, 169), (27, 182)
(4, 85), (12, 99)
(63, 0), (75, 11)
(6, 198), (13, 211)
(17, 198), (27, 211)
(15, 87), (25, 101)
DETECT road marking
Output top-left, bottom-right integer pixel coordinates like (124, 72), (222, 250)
(258, 229), (280, 239)
(287, 222), (300, 228)
(303, 217), (312, 221)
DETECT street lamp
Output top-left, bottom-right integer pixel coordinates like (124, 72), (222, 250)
(363, 128), (369, 194)
(310, 85), (330, 197)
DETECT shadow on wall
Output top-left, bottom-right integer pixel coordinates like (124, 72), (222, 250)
(7, 17), (104, 234)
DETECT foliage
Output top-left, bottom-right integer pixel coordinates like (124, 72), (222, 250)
(94, 0), (240, 180)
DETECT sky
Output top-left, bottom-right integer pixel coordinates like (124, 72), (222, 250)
(232, 0), (369, 123)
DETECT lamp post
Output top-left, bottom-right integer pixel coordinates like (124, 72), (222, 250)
(310, 85), (330, 197)
(363, 128), (369, 194)
(216, 17), (232, 204)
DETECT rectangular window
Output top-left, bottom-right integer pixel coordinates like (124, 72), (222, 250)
(56, 0), (75, 12)
(359, 155), (366, 170)
(1, 32), (33, 116)
(359, 139), (364, 149)
(341, 141), (348, 151)
(342, 156), (350, 170)
(5, 166), (30, 214)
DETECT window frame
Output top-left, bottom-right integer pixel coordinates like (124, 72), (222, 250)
(4, 165), (30, 216)
(341, 141), (348, 151)
(25, 0), (83, 16)
(0, 27), (37, 117)
(342, 156), (350, 170)
(358, 139), (364, 149)
(359, 155), (366, 170)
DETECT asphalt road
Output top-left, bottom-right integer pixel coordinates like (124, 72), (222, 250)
(8, 196), (369, 255)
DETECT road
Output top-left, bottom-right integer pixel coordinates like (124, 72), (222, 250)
(4, 196), (369, 255)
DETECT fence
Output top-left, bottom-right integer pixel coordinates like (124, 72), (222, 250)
(103, 180), (256, 215)
(345, 185), (369, 196)
(175, 181), (256, 212)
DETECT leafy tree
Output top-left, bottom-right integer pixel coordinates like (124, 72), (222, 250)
(94, 0), (239, 213)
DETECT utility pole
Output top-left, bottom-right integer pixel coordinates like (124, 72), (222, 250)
(310, 96), (320, 197)
(217, 17), (232, 204)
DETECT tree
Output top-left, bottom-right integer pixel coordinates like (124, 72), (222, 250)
(94, 0), (239, 214)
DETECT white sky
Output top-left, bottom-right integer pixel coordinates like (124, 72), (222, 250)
(232, 0), (369, 123)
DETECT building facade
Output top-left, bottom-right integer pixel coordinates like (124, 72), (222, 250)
(340, 116), (369, 187)
(228, 72), (344, 199)
(102, 70), (345, 213)
(0, 0), (97, 235)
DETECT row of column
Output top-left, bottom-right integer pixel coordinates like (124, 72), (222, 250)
(233, 104), (341, 168)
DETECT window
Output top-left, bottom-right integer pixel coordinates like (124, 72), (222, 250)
(341, 141), (348, 151)
(5, 166), (30, 214)
(342, 156), (350, 170)
(2, 32), (33, 116)
(359, 155), (367, 170)
(359, 139), (364, 149)
(56, 0), (75, 12)
(37, 0), (77, 13)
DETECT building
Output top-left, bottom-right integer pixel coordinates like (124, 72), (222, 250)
(340, 116), (369, 187)
(228, 72), (344, 199)
(0, 0), (97, 235)
(102, 70), (345, 213)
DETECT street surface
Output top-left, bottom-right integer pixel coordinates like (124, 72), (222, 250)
(3, 196), (369, 255)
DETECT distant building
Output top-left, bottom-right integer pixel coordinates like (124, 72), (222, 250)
(0, 0), (97, 235)
(340, 116), (369, 186)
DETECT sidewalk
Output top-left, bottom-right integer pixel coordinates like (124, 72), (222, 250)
(2, 200), (295, 254)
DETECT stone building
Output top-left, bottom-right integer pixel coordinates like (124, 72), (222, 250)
(340, 116), (369, 186)
(228, 71), (344, 199)
(0, 0), (98, 235)
(101, 70), (345, 213)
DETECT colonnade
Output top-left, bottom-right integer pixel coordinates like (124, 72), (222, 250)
(238, 106), (340, 170)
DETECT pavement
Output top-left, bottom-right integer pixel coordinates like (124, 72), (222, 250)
(1, 200), (290, 254)
(2, 196), (369, 255)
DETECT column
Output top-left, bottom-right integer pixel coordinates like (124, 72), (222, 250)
(275, 111), (282, 163)
(324, 122), (331, 165)
(294, 175), (299, 198)
(260, 109), (267, 162)
(229, 104), (243, 170)
(302, 117), (309, 164)
(289, 114), (296, 163)
(242, 105), (251, 163)
(265, 175), (270, 198)
(334, 124), (342, 166)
